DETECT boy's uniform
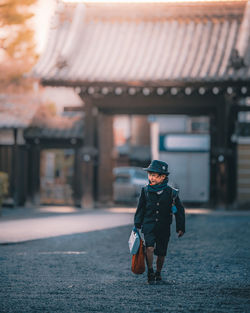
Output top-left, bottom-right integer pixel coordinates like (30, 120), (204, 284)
(134, 163), (185, 257)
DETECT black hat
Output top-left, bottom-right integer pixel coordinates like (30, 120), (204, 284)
(143, 160), (169, 175)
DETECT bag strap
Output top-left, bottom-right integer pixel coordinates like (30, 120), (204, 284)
(133, 227), (140, 235)
(171, 187), (179, 214)
(171, 187), (178, 203)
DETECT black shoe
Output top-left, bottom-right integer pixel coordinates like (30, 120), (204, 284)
(147, 269), (155, 284)
(155, 271), (162, 282)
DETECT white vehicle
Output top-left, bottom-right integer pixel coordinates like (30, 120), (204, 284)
(113, 167), (148, 203)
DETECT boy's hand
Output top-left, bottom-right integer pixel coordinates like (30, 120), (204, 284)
(178, 230), (184, 238)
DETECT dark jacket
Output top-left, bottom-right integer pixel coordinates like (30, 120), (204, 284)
(134, 185), (185, 235)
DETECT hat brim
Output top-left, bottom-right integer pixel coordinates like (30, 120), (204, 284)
(143, 167), (169, 175)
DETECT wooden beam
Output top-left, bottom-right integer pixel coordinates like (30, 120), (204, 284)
(92, 93), (221, 115)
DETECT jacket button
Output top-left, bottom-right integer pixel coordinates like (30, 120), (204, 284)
(156, 218), (159, 222)
(156, 211), (159, 214)
(157, 203), (159, 206)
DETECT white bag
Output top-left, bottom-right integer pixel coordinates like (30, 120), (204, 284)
(128, 229), (140, 255)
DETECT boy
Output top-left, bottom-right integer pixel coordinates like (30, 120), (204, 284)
(134, 160), (185, 284)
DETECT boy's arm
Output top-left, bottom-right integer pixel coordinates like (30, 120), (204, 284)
(175, 196), (185, 235)
(134, 187), (146, 229)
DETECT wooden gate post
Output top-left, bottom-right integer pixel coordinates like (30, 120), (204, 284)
(80, 97), (97, 209)
(226, 98), (238, 205)
(97, 112), (114, 204)
(213, 96), (237, 208)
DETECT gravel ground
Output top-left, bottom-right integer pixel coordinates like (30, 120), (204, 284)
(0, 212), (250, 313)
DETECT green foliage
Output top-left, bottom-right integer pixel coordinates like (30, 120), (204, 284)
(0, 172), (9, 207)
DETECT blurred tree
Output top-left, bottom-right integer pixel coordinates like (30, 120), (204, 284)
(0, 0), (38, 91)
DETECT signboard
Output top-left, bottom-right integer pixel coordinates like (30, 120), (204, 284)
(159, 134), (210, 152)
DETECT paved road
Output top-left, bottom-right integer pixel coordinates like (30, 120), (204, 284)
(0, 207), (134, 244)
(0, 208), (249, 312)
(0, 206), (210, 244)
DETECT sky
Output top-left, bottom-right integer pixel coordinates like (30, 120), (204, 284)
(62, 0), (235, 2)
(32, 0), (57, 54)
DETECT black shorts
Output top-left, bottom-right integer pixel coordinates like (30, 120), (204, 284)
(144, 228), (170, 256)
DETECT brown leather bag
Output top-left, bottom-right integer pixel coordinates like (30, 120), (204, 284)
(131, 239), (145, 274)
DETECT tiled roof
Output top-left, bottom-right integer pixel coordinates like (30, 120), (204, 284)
(24, 106), (84, 140)
(0, 94), (40, 129)
(24, 120), (83, 140)
(33, 1), (250, 87)
(0, 94), (84, 140)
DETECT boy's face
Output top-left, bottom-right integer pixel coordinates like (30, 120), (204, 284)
(148, 172), (166, 185)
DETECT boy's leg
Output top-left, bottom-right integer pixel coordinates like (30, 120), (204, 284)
(144, 232), (156, 269)
(155, 256), (165, 282)
(154, 232), (169, 282)
(146, 247), (155, 284)
(143, 232), (156, 284)
(156, 255), (165, 272)
(146, 246), (154, 269)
